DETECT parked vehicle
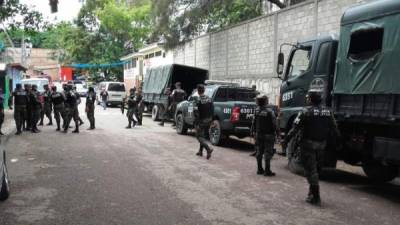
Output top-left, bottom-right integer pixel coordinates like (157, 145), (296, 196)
(75, 83), (88, 97)
(20, 78), (49, 92)
(142, 64), (209, 121)
(175, 81), (258, 146)
(277, 0), (400, 182)
(0, 150), (10, 201)
(96, 82), (125, 106)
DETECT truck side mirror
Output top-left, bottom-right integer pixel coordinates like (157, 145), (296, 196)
(277, 52), (284, 76)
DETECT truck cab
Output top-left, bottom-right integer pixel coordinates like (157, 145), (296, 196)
(277, 35), (338, 133)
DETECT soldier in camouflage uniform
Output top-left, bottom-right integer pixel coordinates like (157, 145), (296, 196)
(12, 84), (28, 135)
(283, 83), (340, 206)
(194, 84), (214, 160)
(169, 82), (186, 126)
(29, 85), (42, 133)
(63, 84), (80, 133)
(126, 88), (137, 129)
(51, 86), (66, 131)
(24, 84), (32, 131)
(135, 87), (144, 126)
(251, 94), (279, 176)
(40, 84), (53, 126)
(86, 87), (96, 130)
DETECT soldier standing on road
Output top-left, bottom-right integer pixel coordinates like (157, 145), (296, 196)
(251, 94), (279, 176)
(12, 84), (28, 135)
(125, 88), (137, 129)
(158, 87), (172, 127)
(86, 87), (96, 130)
(40, 84), (53, 126)
(63, 84), (80, 133)
(51, 86), (66, 131)
(73, 86), (84, 126)
(194, 84), (214, 160)
(282, 84), (340, 206)
(29, 85), (42, 133)
(100, 88), (108, 110)
(0, 88), (5, 135)
(135, 87), (144, 126)
(24, 84), (32, 131)
(169, 82), (187, 126)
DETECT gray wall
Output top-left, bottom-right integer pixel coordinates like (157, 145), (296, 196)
(172, 0), (365, 103)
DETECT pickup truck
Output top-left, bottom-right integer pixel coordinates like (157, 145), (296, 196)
(175, 81), (258, 146)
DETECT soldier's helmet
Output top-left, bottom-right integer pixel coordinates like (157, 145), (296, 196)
(32, 84), (38, 90)
(307, 79), (324, 105)
(129, 88), (135, 93)
(255, 94), (268, 106)
(51, 86), (57, 91)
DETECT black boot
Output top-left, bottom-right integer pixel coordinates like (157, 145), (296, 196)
(306, 185), (321, 206)
(206, 147), (213, 160)
(196, 147), (203, 157)
(158, 121), (164, 126)
(264, 160), (275, 176)
(305, 185), (313, 203)
(256, 157), (264, 175)
(72, 124), (79, 133)
(126, 121), (132, 129)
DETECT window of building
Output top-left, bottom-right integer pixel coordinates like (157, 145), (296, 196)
(132, 58), (137, 68)
(348, 27), (384, 61)
(145, 54), (149, 59)
(155, 51), (162, 57)
(149, 53), (155, 58)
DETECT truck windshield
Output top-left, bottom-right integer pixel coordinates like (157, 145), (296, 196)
(287, 47), (312, 79)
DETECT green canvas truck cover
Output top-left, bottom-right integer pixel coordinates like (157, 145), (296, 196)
(143, 64), (173, 94)
(334, 0), (400, 94)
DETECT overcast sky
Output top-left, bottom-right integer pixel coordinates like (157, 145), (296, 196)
(20, 0), (83, 23)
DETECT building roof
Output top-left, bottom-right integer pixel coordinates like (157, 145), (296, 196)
(120, 52), (144, 61)
(341, 0), (400, 25)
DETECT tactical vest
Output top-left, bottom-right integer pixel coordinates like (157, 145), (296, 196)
(197, 95), (213, 121)
(65, 91), (77, 107)
(127, 94), (137, 108)
(30, 91), (42, 109)
(302, 106), (334, 141)
(51, 92), (64, 105)
(13, 90), (28, 106)
(172, 89), (186, 103)
(44, 90), (52, 104)
(86, 93), (96, 105)
(254, 107), (275, 135)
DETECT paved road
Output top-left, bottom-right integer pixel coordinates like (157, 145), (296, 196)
(0, 103), (399, 225)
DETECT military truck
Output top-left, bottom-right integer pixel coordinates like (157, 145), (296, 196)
(175, 81), (258, 146)
(277, 0), (400, 182)
(142, 64), (209, 121)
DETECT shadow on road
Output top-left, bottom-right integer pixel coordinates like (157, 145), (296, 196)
(321, 169), (400, 204)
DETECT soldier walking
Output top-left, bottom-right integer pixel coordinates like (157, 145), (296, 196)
(169, 82), (186, 126)
(194, 84), (214, 160)
(125, 88), (137, 129)
(51, 86), (66, 131)
(12, 84), (28, 135)
(158, 87), (172, 126)
(73, 86), (84, 126)
(24, 84), (32, 131)
(282, 84), (340, 206)
(40, 84), (53, 126)
(251, 94), (279, 176)
(29, 85), (42, 133)
(86, 87), (96, 130)
(63, 84), (80, 133)
(135, 87), (144, 126)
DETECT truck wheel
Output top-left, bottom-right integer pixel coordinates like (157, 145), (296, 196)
(287, 137), (305, 175)
(0, 164), (10, 201)
(209, 120), (225, 146)
(176, 114), (188, 135)
(151, 105), (160, 121)
(362, 163), (398, 183)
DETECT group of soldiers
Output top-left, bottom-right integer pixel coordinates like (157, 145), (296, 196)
(12, 83), (97, 135)
(251, 82), (340, 206)
(158, 82), (187, 127)
(123, 87), (144, 128)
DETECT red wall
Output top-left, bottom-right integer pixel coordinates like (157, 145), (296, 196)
(60, 67), (73, 81)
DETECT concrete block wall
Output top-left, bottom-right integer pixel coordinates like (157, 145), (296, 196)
(173, 0), (366, 103)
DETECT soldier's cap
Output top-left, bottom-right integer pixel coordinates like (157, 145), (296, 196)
(32, 84), (38, 88)
(197, 84), (205, 90)
(175, 82), (181, 86)
(16, 84), (22, 88)
(43, 84), (49, 87)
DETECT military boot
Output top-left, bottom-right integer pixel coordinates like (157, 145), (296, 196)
(206, 147), (213, 160)
(126, 121), (132, 129)
(196, 147), (203, 157)
(47, 119), (53, 125)
(305, 185), (313, 202)
(72, 124), (79, 133)
(56, 124), (61, 131)
(264, 160), (276, 176)
(256, 157), (264, 175)
(158, 121), (164, 126)
(306, 185), (321, 206)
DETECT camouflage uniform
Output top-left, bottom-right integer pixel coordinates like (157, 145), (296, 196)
(29, 89), (42, 132)
(86, 91), (96, 129)
(126, 93), (137, 128)
(193, 94), (214, 159)
(51, 90), (66, 130)
(12, 87), (29, 134)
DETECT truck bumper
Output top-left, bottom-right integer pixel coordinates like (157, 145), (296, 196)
(373, 137), (400, 163)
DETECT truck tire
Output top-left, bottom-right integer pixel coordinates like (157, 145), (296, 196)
(209, 120), (225, 146)
(151, 105), (160, 121)
(287, 137), (305, 175)
(0, 164), (10, 201)
(362, 163), (398, 183)
(176, 113), (188, 135)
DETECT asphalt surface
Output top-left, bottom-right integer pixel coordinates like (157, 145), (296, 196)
(0, 102), (399, 225)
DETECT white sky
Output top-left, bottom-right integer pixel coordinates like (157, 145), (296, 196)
(20, 0), (84, 23)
